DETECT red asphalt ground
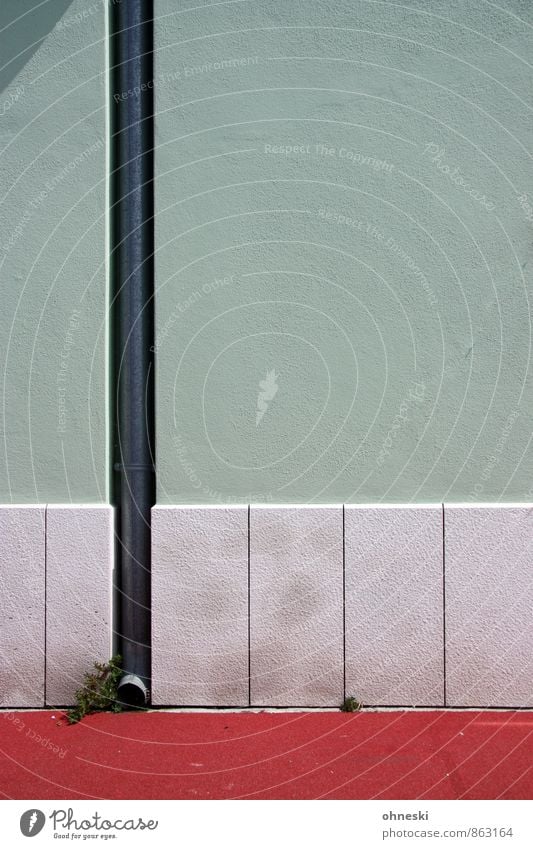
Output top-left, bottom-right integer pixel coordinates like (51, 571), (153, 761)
(0, 710), (531, 800)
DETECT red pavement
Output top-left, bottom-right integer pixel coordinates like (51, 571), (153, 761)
(0, 710), (531, 800)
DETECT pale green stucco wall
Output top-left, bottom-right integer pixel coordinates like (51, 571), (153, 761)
(155, 0), (533, 504)
(0, 0), (108, 503)
(1, 2), (531, 506)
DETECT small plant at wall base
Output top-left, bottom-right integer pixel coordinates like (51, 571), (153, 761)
(66, 655), (123, 724)
(341, 696), (363, 712)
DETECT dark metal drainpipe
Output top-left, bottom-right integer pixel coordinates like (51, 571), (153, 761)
(111, 0), (155, 705)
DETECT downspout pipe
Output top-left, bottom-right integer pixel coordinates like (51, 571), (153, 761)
(111, 0), (155, 705)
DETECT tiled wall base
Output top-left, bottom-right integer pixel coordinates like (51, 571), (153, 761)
(445, 506), (533, 707)
(249, 506), (343, 706)
(152, 504), (533, 708)
(0, 507), (45, 707)
(0, 505), (113, 707)
(46, 506), (113, 705)
(152, 506), (248, 706)
(1, 503), (530, 708)
(345, 505), (443, 706)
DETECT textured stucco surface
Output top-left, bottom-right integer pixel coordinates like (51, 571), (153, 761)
(345, 505), (443, 706)
(0, 506), (45, 707)
(154, 0), (533, 504)
(250, 506), (343, 705)
(152, 506), (249, 705)
(446, 505), (533, 707)
(0, 0), (108, 502)
(45, 505), (113, 706)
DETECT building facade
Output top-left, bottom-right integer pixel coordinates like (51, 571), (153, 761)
(1, 0), (532, 708)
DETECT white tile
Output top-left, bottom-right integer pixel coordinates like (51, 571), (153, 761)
(445, 504), (533, 707)
(345, 505), (443, 706)
(46, 505), (113, 705)
(0, 506), (45, 707)
(250, 506), (343, 706)
(152, 506), (248, 705)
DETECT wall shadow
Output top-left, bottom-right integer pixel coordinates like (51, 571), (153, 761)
(0, 0), (76, 93)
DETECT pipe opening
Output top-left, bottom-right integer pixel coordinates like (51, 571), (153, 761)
(118, 674), (150, 707)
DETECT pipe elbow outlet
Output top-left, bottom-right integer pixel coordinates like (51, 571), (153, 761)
(117, 673), (149, 707)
